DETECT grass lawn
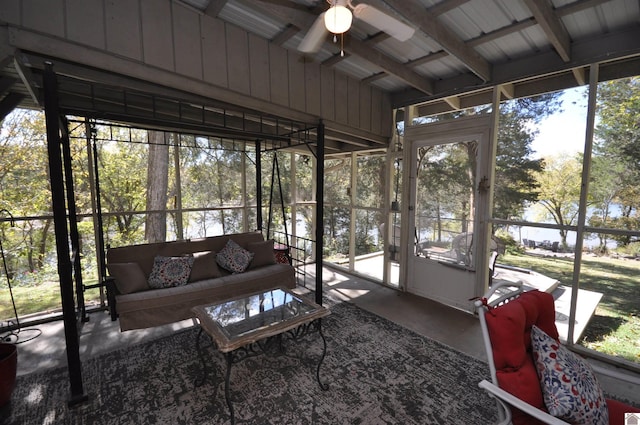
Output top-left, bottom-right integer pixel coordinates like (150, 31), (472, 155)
(501, 252), (640, 363)
(0, 280), (103, 319)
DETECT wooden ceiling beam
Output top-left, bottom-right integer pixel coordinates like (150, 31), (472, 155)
(14, 53), (40, 105)
(572, 67), (586, 86)
(322, 52), (350, 67)
(0, 92), (24, 120)
(523, 0), (571, 62)
(361, 72), (387, 85)
(468, 18), (537, 47)
(392, 25), (640, 108)
(381, 0), (491, 82)
(428, 0), (472, 16)
(0, 76), (16, 94)
(343, 37), (434, 94)
(271, 24), (300, 46)
(556, 0), (609, 16)
(203, 0), (228, 18)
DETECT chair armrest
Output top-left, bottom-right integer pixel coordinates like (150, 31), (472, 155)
(478, 380), (569, 425)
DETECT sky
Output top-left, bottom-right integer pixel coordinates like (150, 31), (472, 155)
(529, 86), (589, 159)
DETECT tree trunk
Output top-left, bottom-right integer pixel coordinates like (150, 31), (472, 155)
(36, 219), (52, 270)
(145, 131), (169, 243)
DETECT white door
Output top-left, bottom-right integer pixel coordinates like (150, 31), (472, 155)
(403, 115), (493, 312)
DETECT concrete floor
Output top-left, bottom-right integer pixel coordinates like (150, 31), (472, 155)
(7, 264), (640, 407)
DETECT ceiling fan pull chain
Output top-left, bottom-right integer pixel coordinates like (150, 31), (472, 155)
(341, 34), (345, 57)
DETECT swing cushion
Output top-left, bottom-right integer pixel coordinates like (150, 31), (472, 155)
(189, 251), (222, 282)
(106, 232), (296, 331)
(107, 262), (149, 294)
(248, 239), (276, 269)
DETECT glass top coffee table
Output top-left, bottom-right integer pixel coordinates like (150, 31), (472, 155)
(192, 286), (330, 424)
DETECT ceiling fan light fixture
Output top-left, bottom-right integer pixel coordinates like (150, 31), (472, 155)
(324, 1), (353, 34)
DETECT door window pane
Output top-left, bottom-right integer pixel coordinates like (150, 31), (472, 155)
(414, 141), (477, 267)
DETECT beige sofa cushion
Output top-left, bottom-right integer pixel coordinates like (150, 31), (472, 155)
(116, 263), (296, 330)
(107, 262), (149, 294)
(248, 239), (276, 269)
(189, 251), (222, 282)
(106, 231), (265, 278)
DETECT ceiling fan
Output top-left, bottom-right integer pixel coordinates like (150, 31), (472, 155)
(298, 0), (415, 55)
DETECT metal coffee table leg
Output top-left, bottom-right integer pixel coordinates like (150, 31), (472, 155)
(194, 327), (208, 387)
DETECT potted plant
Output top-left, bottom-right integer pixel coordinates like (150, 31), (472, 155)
(0, 342), (17, 407)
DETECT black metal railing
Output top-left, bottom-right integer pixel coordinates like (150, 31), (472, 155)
(272, 231), (315, 289)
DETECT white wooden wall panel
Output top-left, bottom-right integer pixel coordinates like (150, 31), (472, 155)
(359, 85), (372, 132)
(104, 0), (142, 60)
(320, 67), (335, 122)
(201, 18), (227, 88)
(269, 43), (289, 107)
(140, 0), (174, 70)
(0, 1), (20, 26)
(381, 93), (391, 136)
(9, 0), (393, 142)
(23, 0), (65, 38)
(173, 3), (202, 80)
(304, 60), (321, 117)
(348, 78), (360, 128)
(288, 53), (306, 113)
(248, 34), (270, 101)
(334, 73), (348, 125)
(226, 24), (250, 95)
(371, 89), (382, 135)
(66, 0), (106, 50)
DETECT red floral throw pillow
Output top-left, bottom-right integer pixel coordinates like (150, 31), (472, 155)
(531, 325), (609, 425)
(216, 239), (254, 273)
(148, 256), (195, 289)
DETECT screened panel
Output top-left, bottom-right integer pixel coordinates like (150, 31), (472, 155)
(414, 142), (476, 267)
(355, 154), (385, 208)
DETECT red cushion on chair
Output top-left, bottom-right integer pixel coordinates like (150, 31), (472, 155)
(485, 290), (558, 425)
(607, 398), (640, 425)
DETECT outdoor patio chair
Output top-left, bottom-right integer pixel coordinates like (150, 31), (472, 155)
(475, 281), (640, 425)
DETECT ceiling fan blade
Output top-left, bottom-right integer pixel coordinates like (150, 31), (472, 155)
(298, 13), (328, 53)
(353, 4), (415, 42)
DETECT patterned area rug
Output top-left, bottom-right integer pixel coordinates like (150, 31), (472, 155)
(1, 300), (497, 424)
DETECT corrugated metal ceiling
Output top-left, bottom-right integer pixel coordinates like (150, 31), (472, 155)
(193, 0), (639, 112)
(2, 0), (640, 123)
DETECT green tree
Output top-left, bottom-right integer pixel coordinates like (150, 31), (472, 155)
(586, 154), (624, 251)
(416, 143), (474, 242)
(494, 110), (544, 221)
(0, 110), (54, 272)
(591, 77), (640, 246)
(493, 94), (561, 222)
(323, 158), (351, 256)
(533, 155), (583, 249)
(183, 139), (246, 236)
(98, 140), (148, 247)
(419, 94), (559, 231)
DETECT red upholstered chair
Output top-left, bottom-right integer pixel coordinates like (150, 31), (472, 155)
(475, 282), (640, 425)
